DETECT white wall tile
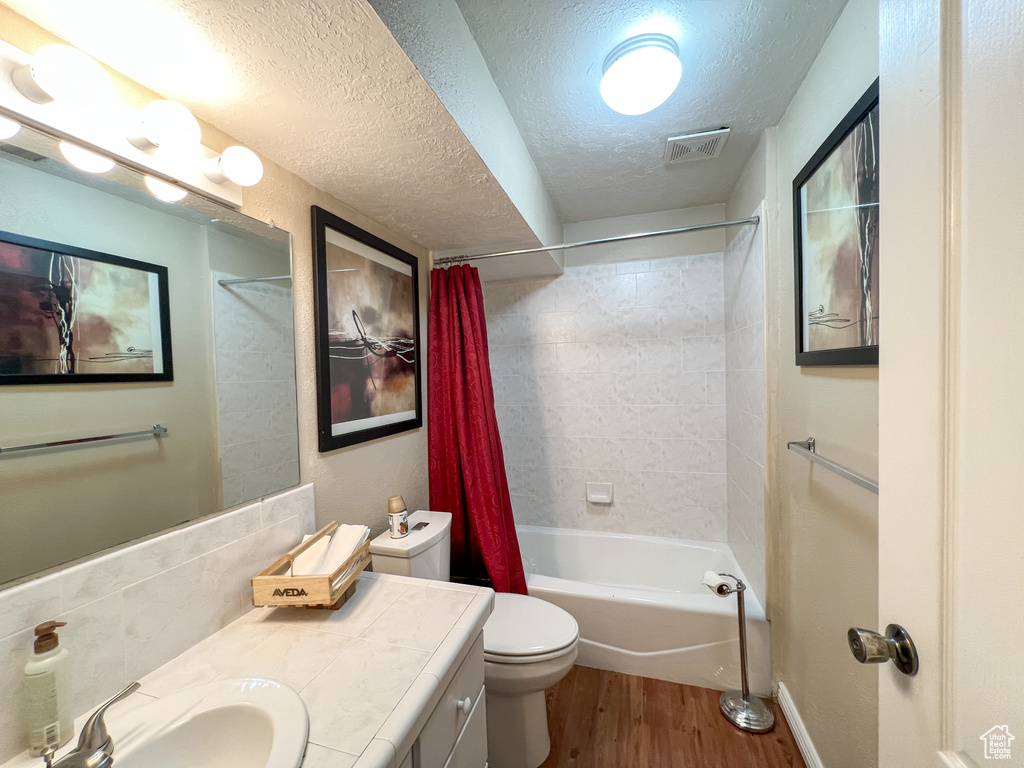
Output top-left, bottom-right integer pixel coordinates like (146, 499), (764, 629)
(555, 341), (637, 374)
(636, 270), (683, 306)
(261, 483), (316, 530)
(0, 574), (62, 640)
(681, 336), (726, 371)
(615, 260), (650, 274)
(590, 274), (637, 306)
(481, 282), (519, 317)
(639, 406), (726, 440)
(657, 303), (705, 338)
(487, 255), (735, 542)
(60, 532), (185, 612)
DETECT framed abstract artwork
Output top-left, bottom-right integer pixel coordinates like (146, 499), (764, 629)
(793, 78), (879, 366)
(311, 206), (421, 452)
(0, 230), (172, 384)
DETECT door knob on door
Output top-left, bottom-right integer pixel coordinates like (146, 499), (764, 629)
(847, 624), (919, 676)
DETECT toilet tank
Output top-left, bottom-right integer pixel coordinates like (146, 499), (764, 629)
(369, 510), (452, 581)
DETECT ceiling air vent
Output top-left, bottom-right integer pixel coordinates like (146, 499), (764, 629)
(664, 128), (730, 165)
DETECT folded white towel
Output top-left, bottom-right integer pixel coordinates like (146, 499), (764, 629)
(287, 525), (370, 584)
(329, 525), (370, 589)
(291, 534), (331, 575)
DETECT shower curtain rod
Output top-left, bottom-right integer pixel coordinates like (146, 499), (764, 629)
(432, 216), (759, 267)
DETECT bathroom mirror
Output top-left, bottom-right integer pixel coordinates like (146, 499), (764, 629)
(0, 123), (299, 587)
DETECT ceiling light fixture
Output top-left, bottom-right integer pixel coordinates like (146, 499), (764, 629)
(0, 115), (20, 140)
(600, 33), (682, 115)
(59, 141), (115, 174)
(128, 100), (202, 150)
(203, 146), (264, 187)
(144, 175), (187, 202)
(12, 45), (112, 106)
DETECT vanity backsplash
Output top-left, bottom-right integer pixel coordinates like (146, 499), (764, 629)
(0, 484), (315, 763)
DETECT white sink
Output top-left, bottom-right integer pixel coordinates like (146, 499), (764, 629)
(109, 678), (308, 768)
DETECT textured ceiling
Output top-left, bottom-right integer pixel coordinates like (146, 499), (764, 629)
(453, 0), (849, 222)
(2, 0), (540, 252)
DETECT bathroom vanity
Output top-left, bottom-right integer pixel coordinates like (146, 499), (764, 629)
(2, 572), (493, 768)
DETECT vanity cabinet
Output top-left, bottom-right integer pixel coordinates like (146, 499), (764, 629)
(406, 635), (486, 768)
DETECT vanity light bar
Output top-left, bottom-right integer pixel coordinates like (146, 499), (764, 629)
(0, 40), (259, 208)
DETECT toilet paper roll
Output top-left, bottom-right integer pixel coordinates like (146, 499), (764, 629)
(702, 570), (732, 597)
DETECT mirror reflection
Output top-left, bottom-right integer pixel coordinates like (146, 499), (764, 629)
(0, 124), (299, 586)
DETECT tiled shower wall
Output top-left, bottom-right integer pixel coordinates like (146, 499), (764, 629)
(723, 210), (767, 600)
(213, 274), (300, 508)
(482, 255), (729, 540)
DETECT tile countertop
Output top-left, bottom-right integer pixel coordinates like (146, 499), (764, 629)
(4, 573), (494, 768)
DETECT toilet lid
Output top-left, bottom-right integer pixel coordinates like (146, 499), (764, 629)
(484, 593), (579, 658)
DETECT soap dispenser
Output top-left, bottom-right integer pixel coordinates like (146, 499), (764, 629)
(24, 620), (73, 756)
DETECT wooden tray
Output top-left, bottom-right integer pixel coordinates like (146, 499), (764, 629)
(251, 521), (371, 609)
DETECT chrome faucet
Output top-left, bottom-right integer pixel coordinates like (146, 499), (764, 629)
(44, 682), (140, 768)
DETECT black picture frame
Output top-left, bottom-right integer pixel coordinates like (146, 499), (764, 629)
(793, 78), (880, 366)
(0, 229), (173, 385)
(311, 205), (422, 452)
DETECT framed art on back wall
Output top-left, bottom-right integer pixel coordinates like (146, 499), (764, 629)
(793, 77), (879, 366)
(311, 206), (422, 452)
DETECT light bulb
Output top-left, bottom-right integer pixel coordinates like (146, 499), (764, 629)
(0, 116), (20, 140)
(600, 34), (682, 115)
(12, 45), (112, 106)
(128, 100), (201, 150)
(59, 142), (115, 174)
(144, 175), (187, 202)
(204, 145), (263, 186)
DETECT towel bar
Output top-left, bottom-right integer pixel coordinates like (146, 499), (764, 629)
(786, 437), (878, 494)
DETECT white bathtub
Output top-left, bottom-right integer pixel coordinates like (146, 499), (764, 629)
(517, 525), (770, 694)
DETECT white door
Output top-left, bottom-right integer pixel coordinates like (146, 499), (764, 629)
(879, 1), (1024, 765)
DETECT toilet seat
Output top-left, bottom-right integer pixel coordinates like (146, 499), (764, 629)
(483, 593), (579, 664)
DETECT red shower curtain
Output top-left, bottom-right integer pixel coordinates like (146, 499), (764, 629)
(428, 265), (527, 594)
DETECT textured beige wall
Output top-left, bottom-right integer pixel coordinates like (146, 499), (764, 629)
(776, 0), (879, 763)
(728, 0), (879, 764)
(0, 5), (429, 538)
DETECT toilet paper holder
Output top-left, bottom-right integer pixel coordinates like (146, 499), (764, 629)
(702, 571), (775, 733)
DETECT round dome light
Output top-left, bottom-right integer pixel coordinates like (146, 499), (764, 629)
(144, 175), (187, 202)
(0, 116), (20, 140)
(129, 100), (201, 150)
(600, 33), (682, 116)
(204, 145), (264, 187)
(12, 45), (112, 105)
(59, 142), (115, 174)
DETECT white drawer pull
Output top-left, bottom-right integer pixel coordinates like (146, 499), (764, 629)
(457, 696), (472, 715)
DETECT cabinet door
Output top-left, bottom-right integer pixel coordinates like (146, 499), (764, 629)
(419, 637), (484, 766)
(443, 686), (487, 768)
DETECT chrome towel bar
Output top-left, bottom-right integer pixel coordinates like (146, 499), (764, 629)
(0, 425), (168, 456)
(786, 437), (878, 494)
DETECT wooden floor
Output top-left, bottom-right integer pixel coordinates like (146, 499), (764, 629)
(539, 666), (807, 768)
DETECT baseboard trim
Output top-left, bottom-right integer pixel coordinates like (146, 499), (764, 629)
(776, 682), (824, 768)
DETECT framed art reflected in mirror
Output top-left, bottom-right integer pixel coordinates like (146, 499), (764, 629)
(793, 77), (879, 366)
(311, 205), (422, 452)
(0, 230), (173, 384)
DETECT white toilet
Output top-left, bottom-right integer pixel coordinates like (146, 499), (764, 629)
(369, 511), (579, 768)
